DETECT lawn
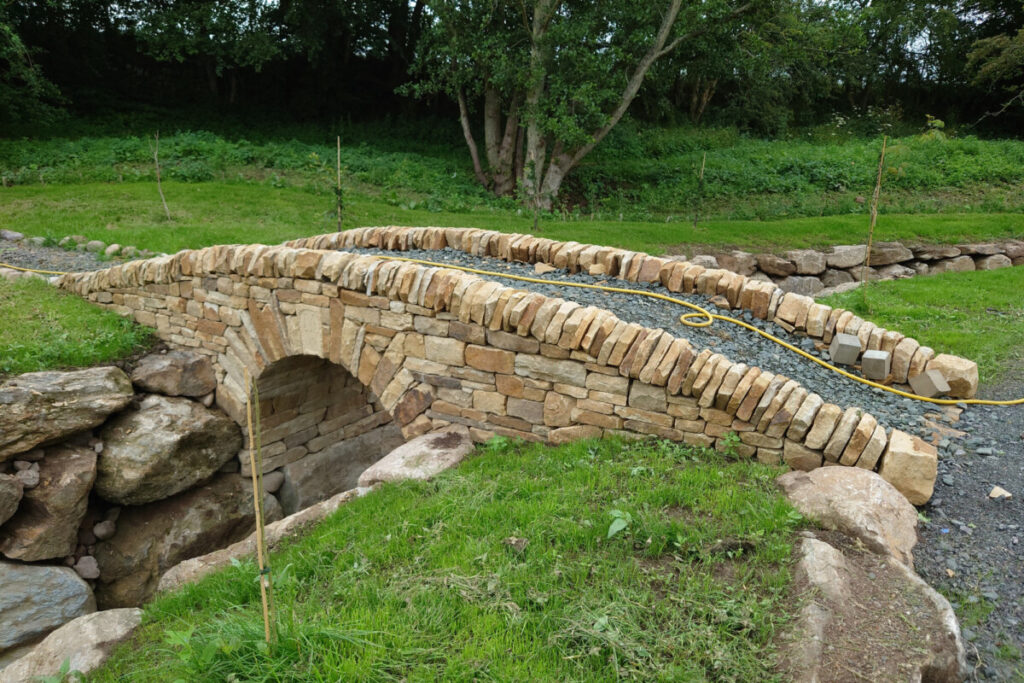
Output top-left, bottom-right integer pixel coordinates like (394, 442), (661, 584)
(1, 182), (1021, 256)
(91, 437), (803, 682)
(0, 275), (153, 376)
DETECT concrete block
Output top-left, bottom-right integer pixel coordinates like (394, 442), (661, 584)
(861, 349), (891, 380)
(829, 332), (861, 366)
(909, 369), (951, 398)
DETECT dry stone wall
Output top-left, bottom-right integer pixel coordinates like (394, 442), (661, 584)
(58, 229), (943, 505)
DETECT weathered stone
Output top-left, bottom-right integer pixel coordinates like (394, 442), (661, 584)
(912, 244), (960, 260)
(956, 242), (1003, 255)
(358, 429), (473, 487)
(926, 354), (978, 399)
(868, 241), (913, 266)
(0, 474), (21, 526)
(779, 275), (824, 296)
(0, 561), (95, 651)
(929, 255), (975, 274)
(716, 250), (757, 276)
(976, 254), (1013, 271)
(909, 368), (951, 398)
(891, 337), (920, 384)
(96, 395), (242, 505)
(756, 254), (796, 277)
(93, 473), (282, 608)
(804, 304), (831, 337)
(855, 424), (887, 471)
(0, 608), (142, 683)
(823, 407), (862, 462)
(279, 423), (403, 514)
(775, 293), (813, 328)
(825, 245), (866, 269)
(628, 383), (667, 412)
(786, 393), (823, 441)
(839, 413), (878, 466)
(783, 440), (823, 471)
(0, 446), (96, 562)
(73, 555), (101, 580)
(785, 250), (827, 275)
(777, 467), (918, 565)
(796, 537), (851, 603)
(821, 268), (854, 288)
(130, 350), (216, 397)
(549, 425), (602, 444)
(878, 430), (938, 505)
(515, 354), (586, 387)
(0, 367), (133, 461)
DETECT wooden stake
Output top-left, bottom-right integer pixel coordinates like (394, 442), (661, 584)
(244, 368), (274, 644)
(862, 136), (888, 309)
(151, 132), (170, 220)
(336, 135), (343, 231)
(693, 151), (706, 230)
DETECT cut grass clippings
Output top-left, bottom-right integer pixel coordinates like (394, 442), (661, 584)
(0, 275), (153, 376)
(820, 266), (1024, 385)
(92, 437), (804, 682)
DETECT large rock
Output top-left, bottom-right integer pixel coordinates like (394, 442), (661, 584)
(878, 429), (938, 505)
(930, 255), (975, 274)
(93, 473), (282, 608)
(0, 561), (95, 652)
(358, 428), (474, 488)
(130, 350), (216, 397)
(825, 245), (866, 269)
(776, 467), (918, 565)
(756, 253), (796, 277)
(0, 608), (142, 682)
(278, 423), (404, 514)
(0, 474), (22, 526)
(778, 275), (823, 296)
(868, 241), (913, 266)
(0, 446), (96, 561)
(96, 395), (242, 505)
(926, 354), (978, 399)
(0, 367), (133, 461)
(975, 253), (1012, 270)
(715, 251), (757, 276)
(784, 250), (827, 275)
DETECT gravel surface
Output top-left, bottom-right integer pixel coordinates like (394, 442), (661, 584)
(351, 246), (1024, 680)
(0, 241), (110, 274)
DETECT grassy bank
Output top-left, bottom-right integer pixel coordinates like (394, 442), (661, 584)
(1, 182), (1021, 256)
(92, 437), (803, 682)
(0, 276), (153, 376)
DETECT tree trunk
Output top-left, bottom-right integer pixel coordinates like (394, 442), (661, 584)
(689, 77), (717, 124)
(520, 0), (560, 210)
(483, 88), (519, 197)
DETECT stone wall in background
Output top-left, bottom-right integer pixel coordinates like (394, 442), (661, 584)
(688, 239), (1024, 297)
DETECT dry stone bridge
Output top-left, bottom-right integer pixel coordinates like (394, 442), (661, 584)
(58, 227), (975, 507)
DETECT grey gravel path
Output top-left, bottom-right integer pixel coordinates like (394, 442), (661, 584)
(0, 242), (109, 274)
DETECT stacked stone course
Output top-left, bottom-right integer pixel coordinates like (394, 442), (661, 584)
(58, 227), (946, 503)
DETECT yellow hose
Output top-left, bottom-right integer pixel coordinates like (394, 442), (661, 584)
(377, 255), (1024, 407)
(4, 256), (1021, 406)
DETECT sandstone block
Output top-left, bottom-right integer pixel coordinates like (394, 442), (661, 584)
(516, 354), (586, 387)
(757, 254), (796, 276)
(926, 354), (978, 399)
(909, 369), (951, 399)
(785, 249), (827, 275)
(891, 337), (919, 383)
(783, 440), (823, 471)
(878, 430), (938, 505)
(131, 350), (216, 397)
(358, 430), (473, 487)
(823, 407), (862, 462)
(828, 333), (860, 365)
(549, 425), (602, 445)
(869, 241), (913, 266)
(825, 245), (866, 269)
(861, 349), (891, 380)
(465, 345), (514, 374)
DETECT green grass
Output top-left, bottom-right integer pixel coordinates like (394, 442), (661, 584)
(92, 437), (803, 682)
(820, 267), (1024, 384)
(1, 182), (1021, 257)
(0, 275), (153, 376)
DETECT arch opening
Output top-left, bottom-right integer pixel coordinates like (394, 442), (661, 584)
(246, 355), (403, 514)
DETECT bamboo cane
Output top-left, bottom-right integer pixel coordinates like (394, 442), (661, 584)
(244, 368), (273, 644)
(862, 136), (888, 311)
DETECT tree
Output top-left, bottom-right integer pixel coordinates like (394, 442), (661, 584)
(408, 0), (755, 210)
(0, 6), (64, 126)
(968, 23), (1024, 116)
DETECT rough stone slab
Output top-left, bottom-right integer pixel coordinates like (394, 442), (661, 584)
(826, 245), (866, 269)
(0, 608), (142, 683)
(358, 429), (473, 487)
(131, 350), (216, 397)
(0, 562), (95, 651)
(926, 354), (978, 399)
(878, 430), (938, 505)
(0, 367), (133, 461)
(783, 440), (823, 471)
(909, 368), (951, 398)
(823, 407), (862, 462)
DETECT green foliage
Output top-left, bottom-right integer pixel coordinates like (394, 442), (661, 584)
(92, 438), (803, 681)
(0, 276), (153, 376)
(0, 8), (64, 127)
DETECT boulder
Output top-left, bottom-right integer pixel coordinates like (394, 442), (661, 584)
(278, 423), (404, 514)
(876, 263), (916, 280)
(825, 245), (866, 269)
(0, 561), (95, 652)
(784, 250), (827, 275)
(956, 242), (1003, 255)
(0, 446), (96, 562)
(0, 230), (24, 242)
(0, 474), (22, 526)
(96, 395), (242, 505)
(130, 350), (217, 397)
(912, 244), (960, 260)
(878, 430), (938, 505)
(796, 537), (851, 603)
(975, 253), (1012, 270)
(358, 429), (474, 488)
(776, 467), (918, 565)
(0, 608), (142, 683)
(778, 275), (824, 296)
(929, 255), (975, 274)
(756, 253), (796, 277)
(926, 354), (978, 399)
(689, 254), (719, 269)
(93, 473), (281, 608)
(715, 251), (757, 276)
(868, 241), (913, 266)
(0, 367), (133, 461)
(820, 268), (854, 288)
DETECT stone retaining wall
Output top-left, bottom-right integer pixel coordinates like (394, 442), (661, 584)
(689, 239), (1024, 297)
(58, 232), (941, 505)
